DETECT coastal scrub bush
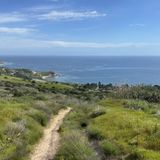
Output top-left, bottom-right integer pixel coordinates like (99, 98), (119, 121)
(123, 100), (151, 112)
(24, 117), (43, 145)
(33, 101), (52, 115)
(55, 131), (99, 160)
(1, 120), (27, 160)
(125, 149), (145, 160)
(89, 107), (106, 118)
(145, 132), (160, 151)
(88, 99), (160, 160)
(110, 85), (160, 103)
(100, 140), (121, 156)
(27, 109), (48, 126)
(5, 121), (26, 139)
(123, 99), (160, 115)
(87, 126), (104, 140)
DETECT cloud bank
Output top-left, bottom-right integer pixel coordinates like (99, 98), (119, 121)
(0, 13), (26, 23)
(0, 37), (156, 49)
(37, 10), (107, 21)
(0, 27), (35, 34)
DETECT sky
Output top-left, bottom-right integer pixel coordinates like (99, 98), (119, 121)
(0, 0), (160, 56)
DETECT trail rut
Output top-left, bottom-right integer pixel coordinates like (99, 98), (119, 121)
(30, 107), (71, 160)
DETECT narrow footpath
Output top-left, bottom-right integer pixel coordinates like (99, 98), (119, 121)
(30, 107), (71, 160)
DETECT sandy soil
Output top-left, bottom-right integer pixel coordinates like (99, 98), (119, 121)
(29, 107), (71, 160)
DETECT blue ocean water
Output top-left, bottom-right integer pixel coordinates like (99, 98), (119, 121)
(0, 56), (160, 84)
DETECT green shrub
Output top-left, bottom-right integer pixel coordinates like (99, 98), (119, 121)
(1, 121), (28, 160)
(27, 109), (48, 126)
(87, 127), (104, 140)
(33, 101), (52, 115)
(126, 149), (144, 160)
(5, 121), (26, 138)
(55, 131), (99, 160)
(24, 118), (43, 145)
(100, 140), (121, 156)
(146, 133), (160, 151)
(89, 109), (106, 118)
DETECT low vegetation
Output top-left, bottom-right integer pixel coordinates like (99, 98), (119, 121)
(0, 67), (160, 160)
(0, 72), (72, 160)
(0, 67), (55, 80)
(55, 131), (99, 160)
(55, 101), (101, 160)
(88, 99), (160, 160)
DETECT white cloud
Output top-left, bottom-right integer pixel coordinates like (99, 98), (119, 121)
(0, 27), (36, 34)
(0, 13), (26, 23)
(0, 9), (106, 24)
(37, 10), (107, 21)
(47, 41), (155, 48)
(0, 37), (157, 49)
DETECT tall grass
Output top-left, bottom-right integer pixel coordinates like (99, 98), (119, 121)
(55, 100), (105, 160)
(88, 99), (160, 160)
(0, 93), (67, 160)
(55, 131), (99, 160)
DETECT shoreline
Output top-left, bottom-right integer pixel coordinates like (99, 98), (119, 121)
(42, 73), (60, 81)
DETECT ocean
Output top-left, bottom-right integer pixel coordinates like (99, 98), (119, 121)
(1, 56), (160, 85)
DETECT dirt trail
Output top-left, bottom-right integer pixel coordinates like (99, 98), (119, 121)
(30, 107), (71, 160)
